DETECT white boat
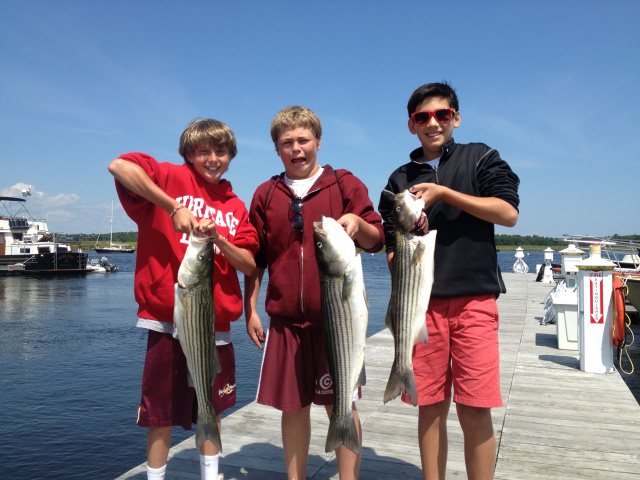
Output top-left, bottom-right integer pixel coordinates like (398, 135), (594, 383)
(86, 257), (119, 273)
(95, 199), (135, 254)
(0, 192), (89, 274)
(562, 234), (640, 312)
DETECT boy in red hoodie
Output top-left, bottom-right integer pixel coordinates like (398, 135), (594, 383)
(244, 106), (383, 480)
(109, 118), (258, 480)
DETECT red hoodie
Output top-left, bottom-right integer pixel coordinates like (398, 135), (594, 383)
(249, 165), (383, 327)
(115, 152), (259, 332)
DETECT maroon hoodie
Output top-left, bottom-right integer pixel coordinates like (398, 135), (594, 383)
(249, 165), (383, 327)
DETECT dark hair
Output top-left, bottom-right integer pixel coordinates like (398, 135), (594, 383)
(407, 82), (459, 117)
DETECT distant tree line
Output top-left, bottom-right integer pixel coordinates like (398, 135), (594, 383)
(59, 232), (638, 248)
(495, 235), (564, 247)
(611, 234), (640, 241)
(495, 234), (639, 247)
(61, 232), (138, 243)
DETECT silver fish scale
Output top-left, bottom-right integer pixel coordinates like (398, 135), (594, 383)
(320, 258), (367, 454)
(390, 229), (428, 365)
(322, 276), (359, 414)
(180, 288), (217, 412)
(174, 238), (222, 451)
(383, 227), (435, 406)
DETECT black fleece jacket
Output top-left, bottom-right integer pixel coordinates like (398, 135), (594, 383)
(378, 138), (520, 298)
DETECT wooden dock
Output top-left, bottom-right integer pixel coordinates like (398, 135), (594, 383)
(117, 274), (640, 479)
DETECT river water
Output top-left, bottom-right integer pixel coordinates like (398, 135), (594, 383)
(0, 250), (548, 479)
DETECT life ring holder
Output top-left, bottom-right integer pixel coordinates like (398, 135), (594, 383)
(612, 276), (634, 374)
(613, 277), (626, 348)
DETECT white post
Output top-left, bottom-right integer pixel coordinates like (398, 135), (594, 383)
(559, 243), (585, 289)
(576, 244), (615, 373)
(542, 247), (555, 284)
(513, 247), (528, 274)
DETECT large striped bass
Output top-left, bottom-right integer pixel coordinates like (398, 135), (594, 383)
(314, 215), (368, 455)
(174, 233), (222, 451)
(384, 190), (437, 406)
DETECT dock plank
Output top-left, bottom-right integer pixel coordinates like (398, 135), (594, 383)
(116, 274), (640, 479)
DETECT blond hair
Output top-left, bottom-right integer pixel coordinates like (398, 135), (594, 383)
(270, 106), (322, 148)
(179, 118), (237, 162)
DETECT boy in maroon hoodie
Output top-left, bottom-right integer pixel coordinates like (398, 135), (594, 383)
(244, 106), (384, 480)
(108, 118), (258, 480)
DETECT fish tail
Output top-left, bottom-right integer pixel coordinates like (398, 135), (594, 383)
(195, 412), (222, 452)
(325, 411), (360, 455)
(383, 364), (418, 406)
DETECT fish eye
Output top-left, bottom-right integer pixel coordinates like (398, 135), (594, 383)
(316, 241), (322, 248)
(395, 206), (400, 212)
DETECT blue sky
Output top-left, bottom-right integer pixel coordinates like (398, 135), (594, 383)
(1, 1), (639, 239)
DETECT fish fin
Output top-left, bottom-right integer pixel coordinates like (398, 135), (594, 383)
(356, 363), (366, 389)
(212, 343), (222, 377)
(411, 241), (426, 266)
(414, 320), (429, 345)
(352, 254), (369, 308)
(173, 283), (183, 339)
(363, 284), (369, 310)
(342, 271), (354, 302)
(325, 411), (360, 455)
(383, 363), (418, 406)
(195, 412), (222, 452)
(385, 302), (395, 330)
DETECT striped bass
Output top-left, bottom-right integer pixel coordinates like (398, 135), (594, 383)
(314, 215), (368, 455)
(174, 233), (222, 451)
(384, 190), (436, 406)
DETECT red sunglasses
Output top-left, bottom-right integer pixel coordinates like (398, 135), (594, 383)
(411, 108), (456, 125)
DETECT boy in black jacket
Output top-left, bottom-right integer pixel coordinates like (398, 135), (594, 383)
(378, 82), (519, 480)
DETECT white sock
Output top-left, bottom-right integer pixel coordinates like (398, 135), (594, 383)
(147, 464), (166, 480)
(200, 453), (220, 480)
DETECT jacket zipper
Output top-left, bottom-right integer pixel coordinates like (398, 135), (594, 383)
(297, 185), (323, 316)
(299, 244), (304, 314)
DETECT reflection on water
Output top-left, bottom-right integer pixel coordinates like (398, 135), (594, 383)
(0, 256), (147, 480)
(0, 250), (544, 479)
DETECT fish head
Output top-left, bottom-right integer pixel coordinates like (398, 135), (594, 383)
(177, 233), (214, 288)
(313, 215), (356, 276)
(394, 190), (427, 235)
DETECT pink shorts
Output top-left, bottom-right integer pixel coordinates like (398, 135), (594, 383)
(405, 295), (502, 409)
(137, 330), (236, 429)
(256, 316), (361, 411)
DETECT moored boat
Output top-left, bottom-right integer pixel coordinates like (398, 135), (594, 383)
(0, 194), (89, 274)
(612, 271), (640, 313)
(563, 234), (640, 313)
(95, 244), (136, 254)
(85, 257), (119, 273)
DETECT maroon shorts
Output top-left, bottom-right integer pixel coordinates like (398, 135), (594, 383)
(256, 316), (361, 411)
(406, 295), (503, 409)
(136, 330), (236, 429)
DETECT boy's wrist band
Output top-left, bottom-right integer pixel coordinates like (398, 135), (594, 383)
(170, 205), (185, 218)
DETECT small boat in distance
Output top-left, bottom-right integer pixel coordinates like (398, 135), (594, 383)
(86, 256), (119, 273)
(95, 199), (135, 254)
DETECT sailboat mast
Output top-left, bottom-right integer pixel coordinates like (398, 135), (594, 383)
(109, 199), (114, 247)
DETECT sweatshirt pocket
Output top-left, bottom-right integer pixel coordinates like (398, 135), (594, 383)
(266, 257), (301, 318)
(139, 265), (175, 322)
